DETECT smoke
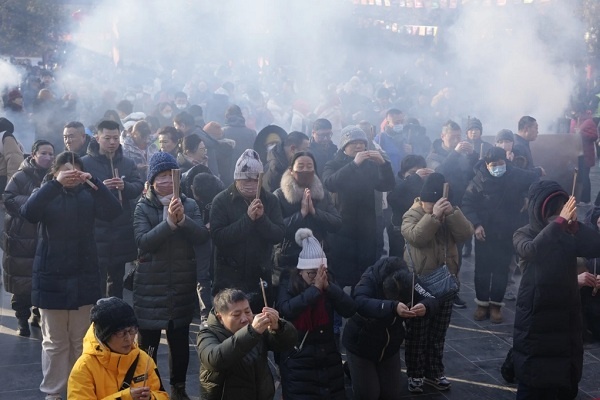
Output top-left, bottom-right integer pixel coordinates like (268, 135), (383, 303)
(0, 60), (23, 101)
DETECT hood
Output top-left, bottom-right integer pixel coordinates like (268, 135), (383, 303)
(82, 324), (140, 374)
(527, 180), (569, 234)
(279, 169), (325, 204)
(86, 139), (124, 162)
(225, 114), (247, 128)
(19, 156), (48, 183)
(202, 310), (235, 342)
(267, 142), (288, 167)
(431, 138), (450, 157)
(472, 159), (512, 182)
(364, 257), (413, 300)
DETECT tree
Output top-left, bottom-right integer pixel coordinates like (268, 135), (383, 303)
(0, 0), (67, 56)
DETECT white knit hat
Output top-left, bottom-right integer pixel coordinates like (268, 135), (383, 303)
(295, 228), (327, 270)
(234, 149), (264, 180)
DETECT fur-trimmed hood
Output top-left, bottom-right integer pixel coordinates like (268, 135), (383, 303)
(280, 169), (325, 204)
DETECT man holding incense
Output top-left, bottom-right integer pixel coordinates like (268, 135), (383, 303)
(82, 120), (144, 298)
(210, 149), (285, 312)
(68, 297), (168, 400)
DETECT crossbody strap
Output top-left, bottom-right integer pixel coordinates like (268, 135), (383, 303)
(119, 354), (140, 391)
(405, 220), (449, 275)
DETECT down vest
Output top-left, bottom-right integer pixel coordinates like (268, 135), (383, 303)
(82, 141), (144, 267)
(133, 190), (210, 330)
(2, 157), (47, 295)
(20, 177), (122, 310)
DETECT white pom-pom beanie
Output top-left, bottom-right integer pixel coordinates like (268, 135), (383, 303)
(295, 228), (327, 270)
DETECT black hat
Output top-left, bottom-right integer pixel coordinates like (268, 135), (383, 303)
(495, 129), (514, 143)
(90, 297), (138, 344)
(254, 125), (287, 163)
(420, 172), (446, 203)
(467, 118), (482, 132)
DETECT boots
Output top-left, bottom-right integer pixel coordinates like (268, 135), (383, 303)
(17, 318), (30, 337)
(473, 305), (489, 321)
(171, 383), (191, 400)
(490, 303), (503, 324)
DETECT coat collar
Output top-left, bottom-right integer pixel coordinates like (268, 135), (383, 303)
(279, 169), (324, 204)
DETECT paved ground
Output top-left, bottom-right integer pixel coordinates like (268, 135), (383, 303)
(1, 168), (600, 399)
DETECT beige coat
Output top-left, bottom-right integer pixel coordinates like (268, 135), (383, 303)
(0, 135), (24, 182)
(401, 198), (473, 276)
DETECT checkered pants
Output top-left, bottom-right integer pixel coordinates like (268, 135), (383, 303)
(404, 297), (453, 379)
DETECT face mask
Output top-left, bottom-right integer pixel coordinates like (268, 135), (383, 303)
(294, 171), (314, 187)
(488, 165), (506, 177)
(153, 175), (173, 196)
(392, 124), (403, 133)
(236, 181), (258, 198)
(161, 112), (172, 119)
(175, 103), (187, 110)
(36, 155), (54, 169)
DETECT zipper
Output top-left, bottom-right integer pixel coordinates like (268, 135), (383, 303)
(379, 317), (395, 362)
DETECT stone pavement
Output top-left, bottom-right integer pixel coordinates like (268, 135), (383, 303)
(2, 169), (600, 399)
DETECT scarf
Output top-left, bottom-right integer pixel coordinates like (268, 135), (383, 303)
(158, 194), (173, 222)
(292, 294), (330, 332)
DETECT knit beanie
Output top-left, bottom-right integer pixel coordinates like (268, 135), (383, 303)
(339, 125), (368, 150)
(234, 149), (263, 180)
(0, 117), (15, 135)
(295, 228), (327, 269)
(147, 151), (179, 184)
(420, 172), (446, 203)
(467, 118), (483, 132)
(90, 297), (138, 345)
(495, 129), (514, 143)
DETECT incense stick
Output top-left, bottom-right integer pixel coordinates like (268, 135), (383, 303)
(256, 172), (263, 200)
(411, 269), (415, 308)
(172, 169), (181, 198)
(443, 183), (449, 199)
(142, 346), (155, 387)
(114, 167), (123, 203)
(571, 168), (578, 197)
(64, 162), (98, 190)
(479, 143), (484, 160)
(259, 278), (268, 307)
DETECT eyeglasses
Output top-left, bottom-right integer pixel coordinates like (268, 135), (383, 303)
(197, 146), (207, 152)
(304, 270), (318, 278)
(113, 326), (139, 338)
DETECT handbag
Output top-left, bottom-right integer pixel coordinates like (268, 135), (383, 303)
(123, 260), (139, 292)
(405, 235), (459, 302)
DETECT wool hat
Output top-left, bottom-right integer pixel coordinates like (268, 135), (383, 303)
(420, 172), (446, 203)
(339, 125), (368, 150)
(495, 129), (514, 143)
(234, 149), (263, 180)
(467, 118), (483, 132)
(147, 151), (179, 184)
(90, 297), (138, 345)
(295, 228), (327, 269)
(0, 117), (15, 135)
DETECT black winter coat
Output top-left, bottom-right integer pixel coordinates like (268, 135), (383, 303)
(387, 173), (424, 227)
(342, 257), (438, 362)
(2, 157), (48, 295)
(513, 181), (600, 389)
(198, 311), (297, 400)
(133, 190), (210, 330)
(190, 127), (221, 179)
(210, 184), (285, 294)
(222, 115), (256, 171)
(276, 275), (355, 400)
(426, 139), (478, 206)
(273, 171), (341, 272)
(262, 143), (288, 192)
(82, 141), (144, 267)
(20, 177), (121, 309)
(308, 139), (337, 178)
(462, 162), (538, 239)
(323, 150), (395, 287)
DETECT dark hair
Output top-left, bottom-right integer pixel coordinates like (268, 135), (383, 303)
(188, 105), (203, 118)
(145, 116), (159, 132)
(192, 172), (225, 203)
(442, 120), (461, 133)
(173, 111), (195, 128)
(380, 257), (412, 303)
(157, 126), (183, 145)
(312, 118), (332, 131)
(133, 120), (152, 139)
(284, 131), (310, 148)
(174, 91), (187, 100)
(182, 133), (203, 154)
(484, 147), (507, 164)
(51, 151), (83, 175)
(103, 109), (121, 124)
(290, 151), (317, 172)
(213, 288), (248, 314)
(518, 116), (536, 132)
(399, 155), (427, 177)
(116, 100), (133, 116)
(225, 105), (243, 119)
(31, 139), (54, 154)
(64, 121), (85, 131)
(97, 120), (121, 132)
(386, 108), (403, 117)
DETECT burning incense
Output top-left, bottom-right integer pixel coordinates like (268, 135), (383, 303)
(479, 143), (484, 160)
(571, 168), (578, 197)
(142, 346), (155, 387)
(443, 183), (449, 199)
(256, 172), (263, 200)
(259, 278), (268, 307)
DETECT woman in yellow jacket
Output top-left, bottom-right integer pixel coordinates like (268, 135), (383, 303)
(68, 297), (169, 400)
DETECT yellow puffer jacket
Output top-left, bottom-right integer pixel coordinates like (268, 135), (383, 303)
(401, 198), (473, 276)
(68, 324), (169, 400)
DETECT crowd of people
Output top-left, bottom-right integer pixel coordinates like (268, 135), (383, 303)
(1, 63), (600, 400)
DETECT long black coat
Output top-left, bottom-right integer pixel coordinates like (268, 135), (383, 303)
(20, 177), (121, 309)
(82, 141), (144, 267)
(308, 139), (337, 178)
(342, 257), (438, 362)
(276, 275), (356, 400)
(133, 190), (209, 330)
(322, 150), (395, 287)
(2, 157), (48, 295)
(262, 143), (288, 193)
(462, 161), (538, 239)
(513, 181), (600, 389)
(210, 184), (285, 295)
(273, 170), (341, 272)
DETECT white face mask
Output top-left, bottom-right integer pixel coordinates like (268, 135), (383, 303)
(392, 124), (403, 133)
(175, 103), (187, 110)
(488, 164), (506, 177)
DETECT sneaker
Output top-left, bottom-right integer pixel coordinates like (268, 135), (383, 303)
(407, 377), (424, 393)
(504, 290), (516, 301)
(424, 376), (452, 391)
(453, 295), (467, 309)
